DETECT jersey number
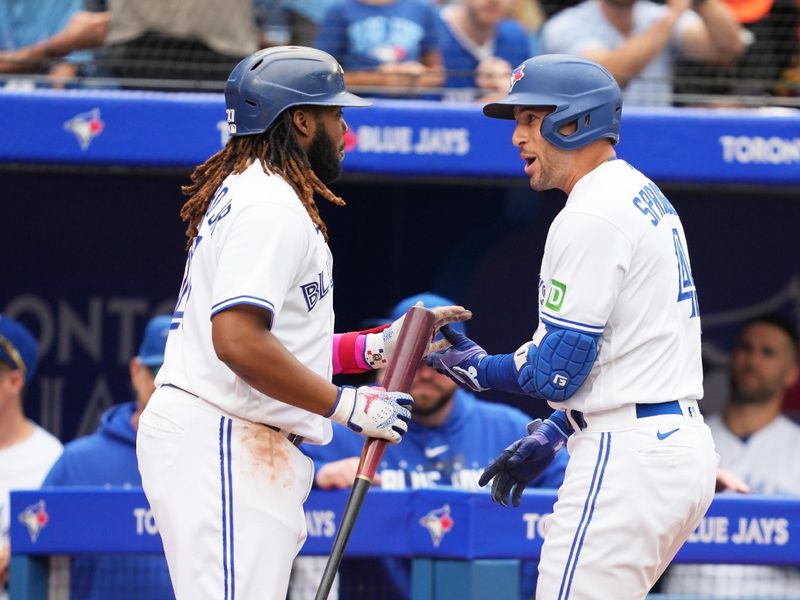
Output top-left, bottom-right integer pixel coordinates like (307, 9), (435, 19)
(171, 235), (202, 330)
(672, 228), (699, 318)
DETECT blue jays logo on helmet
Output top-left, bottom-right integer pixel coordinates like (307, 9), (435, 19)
(509, 64), (525, 92)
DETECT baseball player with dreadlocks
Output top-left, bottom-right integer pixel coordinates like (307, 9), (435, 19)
(428, 54), (719, 600)
(136, 46), (468, 600)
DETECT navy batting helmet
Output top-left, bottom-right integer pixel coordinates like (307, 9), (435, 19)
(225, 46), (371, 137)
(483, 55), (622, 150)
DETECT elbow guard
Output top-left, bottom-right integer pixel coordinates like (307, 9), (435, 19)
(514, 326), (599, 402)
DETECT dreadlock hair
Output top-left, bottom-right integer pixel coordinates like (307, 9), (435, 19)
(180, 108), (345, 249)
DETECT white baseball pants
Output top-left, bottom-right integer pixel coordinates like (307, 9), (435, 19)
(137, 386), (314, 600)
(536, 400), (719, 600)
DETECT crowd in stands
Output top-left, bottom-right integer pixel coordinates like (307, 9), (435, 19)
(0, 0), (797, 104)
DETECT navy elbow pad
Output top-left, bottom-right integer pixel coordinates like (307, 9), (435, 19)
(517, 327), (599, 402)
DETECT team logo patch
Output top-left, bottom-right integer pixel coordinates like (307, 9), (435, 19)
(509, 64), (526, 92)
(64, 108), (105, 150)
(18, 500), (49, 542)
(544, 278), (567, 312)
(226, 108), (237, 135)
(419, 504), (454, 547)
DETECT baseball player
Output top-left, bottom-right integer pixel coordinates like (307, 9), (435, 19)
(428, 54), (719, 600)
(136, 47), (467, 600)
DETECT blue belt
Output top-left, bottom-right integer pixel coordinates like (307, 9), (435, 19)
(569, 400), (683, 430)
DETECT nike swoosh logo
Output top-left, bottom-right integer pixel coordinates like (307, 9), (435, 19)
(424, 445), (449, 458)
(657, 428), (680, 440)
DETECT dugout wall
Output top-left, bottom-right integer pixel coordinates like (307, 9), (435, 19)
(2, 91), (799, 437)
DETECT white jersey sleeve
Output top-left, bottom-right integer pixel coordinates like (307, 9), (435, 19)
(211, 202), (308, 322)
(540, 212), (634, 336)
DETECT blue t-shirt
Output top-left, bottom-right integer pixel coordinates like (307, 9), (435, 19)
(437, 13), (532, 90)
(314, 0), (441, 70)
(304, 390), (568, 599)
(0, 0), (90, 65)
(43, 402), (174, 600)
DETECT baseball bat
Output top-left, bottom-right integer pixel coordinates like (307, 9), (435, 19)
(314, 305), (435, 600)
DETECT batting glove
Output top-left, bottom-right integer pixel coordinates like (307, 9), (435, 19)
(478, 414), (571, 507)
(364, 303), (473, 369)
(329, 385), (413, 444)
(425, 325), (489, 392)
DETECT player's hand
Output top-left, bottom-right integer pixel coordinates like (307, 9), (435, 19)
(478, 418), (569, 507)
(715, 468), (751, 494)
(329, 385), (413, 444)
(364, 302), (471, 368)
(315, 457), (383, 489)
(425, 325), (489, 392)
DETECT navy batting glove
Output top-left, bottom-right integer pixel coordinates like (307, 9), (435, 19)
(425, 325), (489, 392)
(478, 415), (571, 507)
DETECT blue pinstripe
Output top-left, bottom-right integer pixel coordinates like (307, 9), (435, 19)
(219, 417), (229, 600)
(563, 432), (612, 599)
(227, 419), (235, 599)
(557, 432), (609, 600)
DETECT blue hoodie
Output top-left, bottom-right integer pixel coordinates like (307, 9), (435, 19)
(43, 402), (174, 600)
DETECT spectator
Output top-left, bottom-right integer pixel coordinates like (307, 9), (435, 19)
(0, 0), (86, 81)
(474, 55), (515, 100)
(100, 0), (260, 84)
(675, 0), (799, 101)
(661, 314), (800, 597)
(540, 0), (747, 106)
(314, 0), (445, 94)
(41, 315), (173, 600)
(0, 316), (62, 600)
(438, 0), (532, 101)
(0, 0), (261, 88)
(511, 0), (547, 55)
(290, 293), (568, 600)
(282, 0), (336, 46)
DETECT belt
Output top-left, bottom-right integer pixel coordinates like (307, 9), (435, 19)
(162, 384), (304, 446)
(569, 400), (684, 431)
(267, 425), (305, 447)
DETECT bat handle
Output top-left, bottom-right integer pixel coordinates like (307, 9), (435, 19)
(356, 438), (387, 481)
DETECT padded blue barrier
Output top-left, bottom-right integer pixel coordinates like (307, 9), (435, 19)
(1, 89), (798, 183)
(10, 488), (800, 563)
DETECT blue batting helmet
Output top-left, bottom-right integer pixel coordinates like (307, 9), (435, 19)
(224, 46), (371, 137)
(483, 55), (622, 150)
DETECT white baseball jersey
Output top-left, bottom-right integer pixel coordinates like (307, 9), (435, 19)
(157, 161), (334, 443)
(662, 414), (800, 597)
(536, 158), (703, 414)
(0, 425), (62, 599)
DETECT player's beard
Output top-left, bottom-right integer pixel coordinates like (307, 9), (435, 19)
(412, 393), (453, 417)
(729, 371), (780, 405)
(530, 147), (569, 192)
(306, 126), (342, 184)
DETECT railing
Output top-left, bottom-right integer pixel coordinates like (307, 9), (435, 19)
(9, 488), (800, 599)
